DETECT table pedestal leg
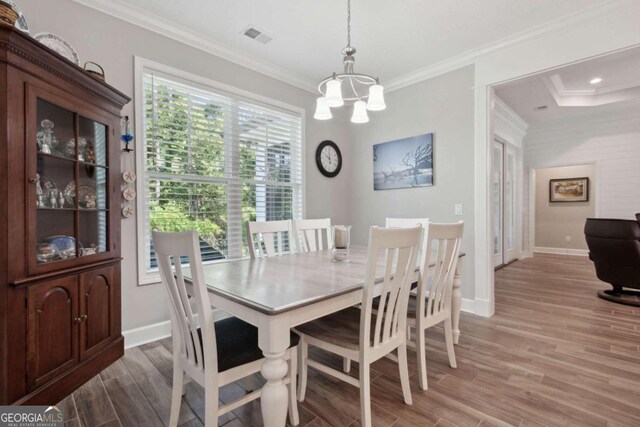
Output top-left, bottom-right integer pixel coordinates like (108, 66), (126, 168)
(452, 258), (463, 344)
(260, 351), (289, 427)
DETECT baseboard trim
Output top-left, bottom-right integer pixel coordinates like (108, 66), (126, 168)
(534, 246), (589, 256)
(123, 320), (172, 349)
(461, 298), (475, 314)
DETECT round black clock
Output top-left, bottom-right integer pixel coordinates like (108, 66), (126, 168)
(315, 140), (342, 178)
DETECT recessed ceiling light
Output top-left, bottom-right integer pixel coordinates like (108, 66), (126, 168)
(590, 77), (603, 84)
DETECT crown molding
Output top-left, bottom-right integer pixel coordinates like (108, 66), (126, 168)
(73, 0), (633, 96)
(384, 0), (632, 92)
(71, 0), (318, 93)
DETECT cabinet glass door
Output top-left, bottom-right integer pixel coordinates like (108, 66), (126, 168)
(32, 97), (111, 268)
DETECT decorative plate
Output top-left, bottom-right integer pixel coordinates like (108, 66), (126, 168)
(5, 1), (29, 34)
(122, 170), (136, 183)
(34, 33), (80, 65)
(122, 188), (136, 201)
(122, 205), (135, 218)
(63, 178), (97, 208)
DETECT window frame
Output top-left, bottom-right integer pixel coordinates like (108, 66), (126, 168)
(134, 57), (306, 285)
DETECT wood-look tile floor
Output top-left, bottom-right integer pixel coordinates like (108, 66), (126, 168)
(57, 254), (640, 426)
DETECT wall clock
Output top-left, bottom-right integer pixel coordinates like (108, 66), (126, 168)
(316, 140), (342, 178)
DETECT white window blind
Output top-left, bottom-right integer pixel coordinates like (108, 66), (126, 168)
(141, 71), (303, 272)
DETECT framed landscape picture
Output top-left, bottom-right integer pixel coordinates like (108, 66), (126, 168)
(549, 177), (589, 202)
(373, 133), (433, 191)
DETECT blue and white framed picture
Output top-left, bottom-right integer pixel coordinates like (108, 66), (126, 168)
(373, 133), (434, 190)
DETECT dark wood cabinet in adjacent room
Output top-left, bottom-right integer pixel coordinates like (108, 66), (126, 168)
(0, 26), (130, 405)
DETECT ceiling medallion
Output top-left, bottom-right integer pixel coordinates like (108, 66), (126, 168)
(314, 0), (386, 124)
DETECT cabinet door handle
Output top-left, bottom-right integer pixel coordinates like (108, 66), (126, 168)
(29, 178), (38, 184)
(81, 314), (88, 321)
(74, 316), (83, 323)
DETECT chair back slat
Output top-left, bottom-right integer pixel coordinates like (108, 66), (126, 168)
(294, 218), (332, 252)
(386, 217), (429, 269)
(361, 226), (421, 350)
(153, 230), (218, 375)
(417, 222), (463, 320)
(246, 220), (295, 258)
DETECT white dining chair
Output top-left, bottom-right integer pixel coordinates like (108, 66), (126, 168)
(386, 217), (429, 269)
(341, 217), (430, 375)
(153, 230), (300, 426)
(410, 221), (463, 390)
(295, 226), (422, 427)
(246, 219), (296, 258)
(294, 218), (333, 252)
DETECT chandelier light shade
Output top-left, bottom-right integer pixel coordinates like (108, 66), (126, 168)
(314, 97), (332, 120)
(366, 82), (386, 111)
(351, 100), (369, 124)
(314, 0), (385, 124)
(324, 78), (344, 107)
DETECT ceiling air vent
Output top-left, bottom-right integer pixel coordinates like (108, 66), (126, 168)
(533, 105), (548, 111)
(242, 26), (273, 45)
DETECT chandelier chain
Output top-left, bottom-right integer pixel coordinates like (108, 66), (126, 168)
(346, 0), (351, 48)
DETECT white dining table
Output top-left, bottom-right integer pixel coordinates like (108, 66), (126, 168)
(184, 246), (464, 427)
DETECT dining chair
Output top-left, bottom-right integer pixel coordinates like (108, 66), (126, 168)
(153, 230), (300, 426)
(295, 226), (422, 427)
(341, 217), (430, 375)
(246, 219), (296, 258)
(294, 218), (333, 252)
(385, 217), (430, 269)
(409, 221), (464, 390)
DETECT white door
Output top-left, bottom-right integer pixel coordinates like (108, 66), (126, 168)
(504, 146), (517, 264)
(493, 140), (519, 267)
(493, 141), (504, 267)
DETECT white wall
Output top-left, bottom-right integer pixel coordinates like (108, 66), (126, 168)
(534, 164), (596, 251)
(19, 0), (352, 333)
(523, 108), (640, 252)
(348, 66), (476, 300)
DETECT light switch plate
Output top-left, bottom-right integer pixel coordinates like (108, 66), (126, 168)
(455, 203), (463, 216)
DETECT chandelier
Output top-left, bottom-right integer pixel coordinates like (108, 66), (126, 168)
(314, 0), (386, 124)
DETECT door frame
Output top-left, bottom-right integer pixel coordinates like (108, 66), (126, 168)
(472, 11), (640, 317)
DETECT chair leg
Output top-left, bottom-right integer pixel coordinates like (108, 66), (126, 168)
(359, 363), (372, 427)
(343, 357), (351, 373)
(297, 338), (308, 402)
(444, 317), (457, 369)
(182, 375), (189, 396)
(288, 348), (300, 426)
(170, 365), (184, 427)
(416, 326), (428, 390)
(397, 343), (413, 405)
(204, 375), (219, 427)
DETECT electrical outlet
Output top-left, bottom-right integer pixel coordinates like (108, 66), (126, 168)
(455, 203), (463, 216)
(565, 235), (571, 242)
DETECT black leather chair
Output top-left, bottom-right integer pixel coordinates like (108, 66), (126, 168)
(584, 217), (640, 306)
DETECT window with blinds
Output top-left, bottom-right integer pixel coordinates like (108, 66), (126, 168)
(141, 71), (303, 273)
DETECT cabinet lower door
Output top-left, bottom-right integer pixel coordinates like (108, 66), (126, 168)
(80, 266), (117, 360)
(27, 276), (79, 391)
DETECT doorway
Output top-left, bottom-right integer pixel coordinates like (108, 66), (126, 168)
(493, 138), (518, 268)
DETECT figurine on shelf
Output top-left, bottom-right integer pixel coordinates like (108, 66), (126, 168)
(37, 119), (57, 154)
(35, 173), (44, 207)
(58, 190), (66, 208)
(49, 189), (58, 208)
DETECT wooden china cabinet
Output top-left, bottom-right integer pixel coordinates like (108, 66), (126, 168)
(0, 26), (130, 405)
